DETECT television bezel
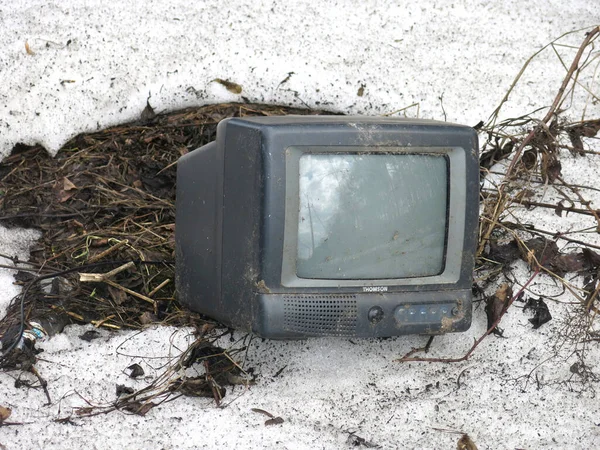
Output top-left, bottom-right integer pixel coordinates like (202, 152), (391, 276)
(280, 145), (464, 288)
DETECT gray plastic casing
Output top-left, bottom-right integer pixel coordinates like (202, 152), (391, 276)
(175, 116), (479, 338)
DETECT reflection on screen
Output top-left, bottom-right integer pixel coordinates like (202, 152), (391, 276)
(297, 153), (448, 279)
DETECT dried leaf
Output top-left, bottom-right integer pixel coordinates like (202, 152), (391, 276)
(583, 248), (600, 269)
(524, 297), (552, 329)
(346, 433), (377, 448)
(514, 189), (535, 203)
(139, 311), (158, 325)
(79, 330), (101, 342)
(457, 434), (478, 450)
(485, 283), (512, 336)
(264, 417), (284, 426)
(169, 377), (224, 398)
(25, 41), (35, 55)
(140, 99), (156, 122)
(251, 408), (275, 418)
(251, 408), (283, 425)
(0, 405), (12, 422)
(116, 384), (134, 396)
(126, 363), (144, 378)
(540, 153), (562, 183)
(55, 177), (78, 203)
(567, 119), (600, 155)
(75, 407), (94, 416)
(554, 199), (573, 217)
(488, 240), (521, 264)
(212, 78), (243, 94)
(520, 237), (559, 270)
(567, 129), (585, 156)
(121, 401), (155, 416)
(63, 177), (77, 191)
(357, 84), (365, 97)
(108, 285), (128, 305)
(551, 252), (585, 275)
(521, 149), (537, 170)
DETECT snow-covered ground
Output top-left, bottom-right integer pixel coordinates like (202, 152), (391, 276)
(1, 1), (600, 449)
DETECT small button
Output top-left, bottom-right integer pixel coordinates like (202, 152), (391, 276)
(368, 306), (384, 324)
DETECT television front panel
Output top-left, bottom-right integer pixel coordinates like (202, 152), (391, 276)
(176, 116), (479, 338)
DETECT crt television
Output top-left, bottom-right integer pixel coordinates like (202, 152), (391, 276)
(176, 116), (478, 338)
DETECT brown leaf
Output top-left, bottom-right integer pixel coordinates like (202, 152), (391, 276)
(264, 417), (284, 426)
(25, 41), (35, 55)
(116, 384), (135, 396)
(140, 100), (156, 122)
(457, 434), (478, 450)
(485, 283), (512, 336)
(513, 189), (535, 203)
(567, 129), (585, 156)
(579, 119), (600, 138)
(0, 405), (11, 422)
(521, 149), (537, 170)
(139, 311), (158, 325)
(121, 401), (155, 416)
(126, 363), (144, 379)
(523, 297), (552, 329)
(55, 177), (78, 203)
(75, 407), (94, 416)
(488, 240), (520, 264)
(251, 408), (275, 418)
(169, 377), (224, 398)
(212, 78), (243, 94)
(63, 177), (77, 191)
(583, 248), (600, 269)
(79, 330), (101, 341)
(554, 199), (573, 217)
(567, 119), (600, 156)
(552, 252), (585, 275)
(540, 153), (562, 183)
(521, 237), (585, 276)
(108, 285), (127, 305)
(251, 408), (283, 425)
(520, 237), (559, 270)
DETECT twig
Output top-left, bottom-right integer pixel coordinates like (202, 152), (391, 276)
(148, 279), (171, 297)
(79, 261), (135, 282)
(87, 239), (130, 263)
(103, 279), (156, 305)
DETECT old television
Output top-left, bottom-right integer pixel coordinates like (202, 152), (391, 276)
(176, 116), (478, 338)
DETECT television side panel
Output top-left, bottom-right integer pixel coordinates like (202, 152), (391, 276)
(220, 121), (264, 330)
(175, 141), (224, 320)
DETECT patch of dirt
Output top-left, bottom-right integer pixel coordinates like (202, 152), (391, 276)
(0, 103), (335, 338)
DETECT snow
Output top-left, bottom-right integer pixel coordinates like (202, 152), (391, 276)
(1, 1), (600, 449)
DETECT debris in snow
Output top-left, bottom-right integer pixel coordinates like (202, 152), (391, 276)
(212, 78), (243, 94)
(523, 297), (552, 329)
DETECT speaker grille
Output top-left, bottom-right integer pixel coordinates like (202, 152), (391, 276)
(283, 295), (358, 336)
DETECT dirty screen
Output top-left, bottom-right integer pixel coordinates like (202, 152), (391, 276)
(297, 153), (448, 279)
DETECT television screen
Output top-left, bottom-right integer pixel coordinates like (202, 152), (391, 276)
(296, 152), (448, 279)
